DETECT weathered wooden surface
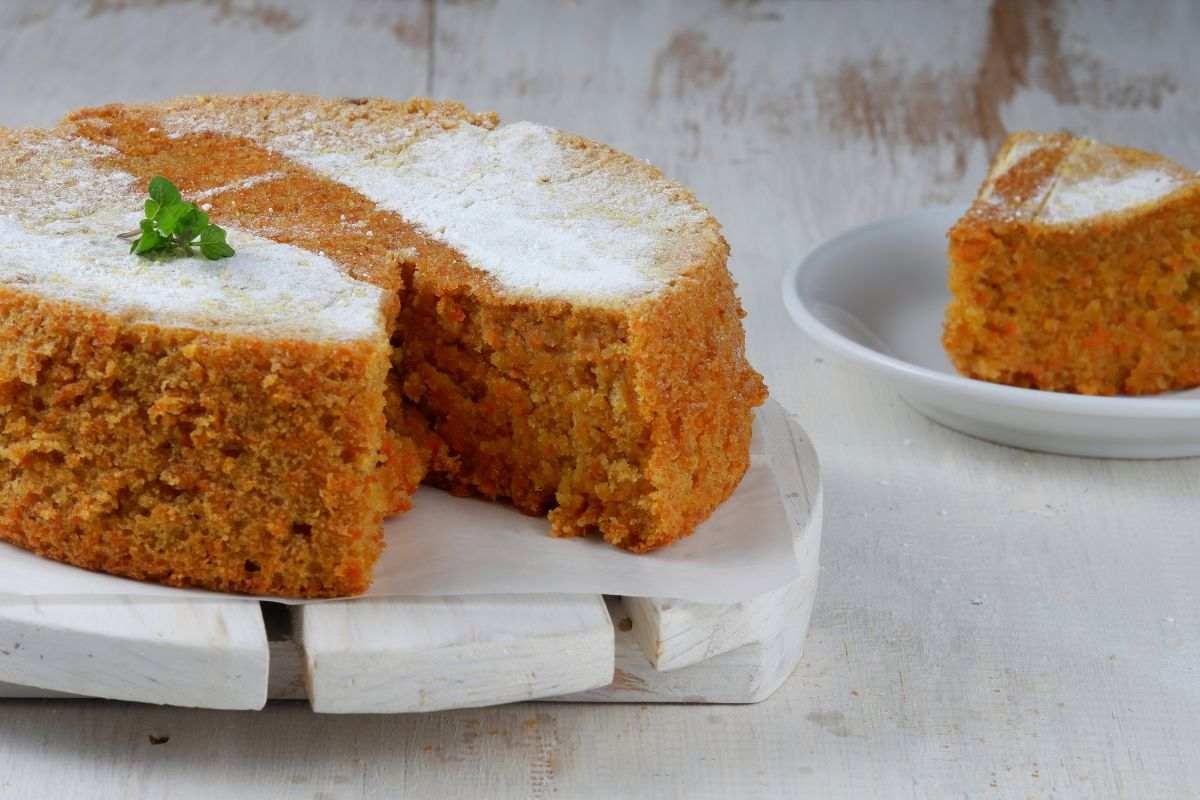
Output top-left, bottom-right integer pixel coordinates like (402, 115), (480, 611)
(0, 598), (269, 709)
(1, 1), (1199, 798)
(296, 595), (615, 713)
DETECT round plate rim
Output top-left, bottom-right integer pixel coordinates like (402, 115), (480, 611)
(782, 205), (1200, 421)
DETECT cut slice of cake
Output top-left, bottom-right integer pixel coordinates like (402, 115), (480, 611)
(0, 131), (424, 597)
(0, 94), (766, 597)
(944, 131), (1200, 395)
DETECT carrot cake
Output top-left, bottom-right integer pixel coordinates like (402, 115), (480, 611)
(0, 94), (766, 597)
(944, 131), (1200, 395)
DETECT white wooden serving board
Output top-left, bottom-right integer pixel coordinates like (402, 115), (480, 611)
(0, 401), (820, 711)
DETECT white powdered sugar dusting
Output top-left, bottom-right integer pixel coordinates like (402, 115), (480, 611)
(1041, 169), (1185, 224)
(0, 137), (384, 341)
(192, 171), (286, 200)
(987, 135), (1046, 182)
(260, 120), (709, 300)
(0, 217), (385, 341)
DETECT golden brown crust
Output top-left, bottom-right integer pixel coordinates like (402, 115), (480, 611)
(147, 92), (500, 137)
(962, 131), (1077, 224)
(621, 248), (765, 550)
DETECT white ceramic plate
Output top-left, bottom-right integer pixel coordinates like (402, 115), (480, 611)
(783, 205), (1200, 458)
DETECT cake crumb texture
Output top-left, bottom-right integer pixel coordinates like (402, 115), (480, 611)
(0, 290), (409, 596)
(945, 130), (1200, 395)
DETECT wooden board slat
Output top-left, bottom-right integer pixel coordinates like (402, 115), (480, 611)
(624, 403), (821, 672)
(550, 592), (816, 704)
(0, 598), (269, 709)
(0, 680), (76, 699)
(295, 595), (614, 713)
(622, 537), (820, 674)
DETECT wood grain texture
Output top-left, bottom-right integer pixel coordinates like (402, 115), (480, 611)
(296, 595), (614, 713)
(2, 0), (1200, 797)
(564, 589), (815, 704)
(0, 598), (268, 709)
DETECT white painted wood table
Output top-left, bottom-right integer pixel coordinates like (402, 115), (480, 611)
(1, 1), (1199, 798)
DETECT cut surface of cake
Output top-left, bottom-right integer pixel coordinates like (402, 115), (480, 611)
(0, 130), (421, 597)
(0, 94), (766, 597)
(944, 131), (1200, 395)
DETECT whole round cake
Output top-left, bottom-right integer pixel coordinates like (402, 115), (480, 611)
(0, 94), (766, 597)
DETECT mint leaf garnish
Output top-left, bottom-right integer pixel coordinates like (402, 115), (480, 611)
(124, 176), (235, 261)
(131, 219), (162, 254)
(156, 201), (191, 236)
(199, 224), (235, 259)
(148, 175), (181, 206)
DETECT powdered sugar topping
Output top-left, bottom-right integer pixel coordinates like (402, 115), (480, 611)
(296, 122), (708, 299)
(192, 171), (286, 200)
(164, 109), (713, 301)
(0, 136), (385, 341)
(1042, 169), (1185, 224)
(987, 135), (1047, 182)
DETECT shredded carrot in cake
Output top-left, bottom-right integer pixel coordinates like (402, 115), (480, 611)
(945, 131), (1200, 395)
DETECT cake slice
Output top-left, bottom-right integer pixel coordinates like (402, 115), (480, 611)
(944, 131), (1200, 395)
(0, 94), (765, 597)
(0, 130), (423, 596)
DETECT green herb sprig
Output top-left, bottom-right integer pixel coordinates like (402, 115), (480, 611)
(119, 176), (235, 260)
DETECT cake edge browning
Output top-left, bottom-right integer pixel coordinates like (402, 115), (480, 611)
(618, 240), (767, 551)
